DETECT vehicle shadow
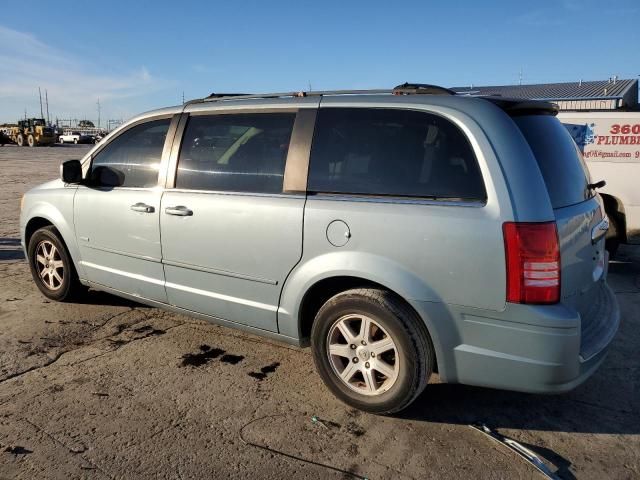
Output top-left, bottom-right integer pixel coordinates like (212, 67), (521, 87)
(77, 289), (151, 309)
(399, 377), (637, 436)
(0, 237), (25, 261)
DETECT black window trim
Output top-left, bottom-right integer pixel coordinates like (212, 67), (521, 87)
(84, 113), (178, 190)
(165, 108), (315, 195)
(305, 106), (488, 205)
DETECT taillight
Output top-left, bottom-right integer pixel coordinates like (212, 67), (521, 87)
(503, 222), (560, 304)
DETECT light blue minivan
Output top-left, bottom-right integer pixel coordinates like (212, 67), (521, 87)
(20, 84), (619, 413)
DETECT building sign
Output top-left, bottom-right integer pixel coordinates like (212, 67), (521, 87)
(563, 117), (640, 162)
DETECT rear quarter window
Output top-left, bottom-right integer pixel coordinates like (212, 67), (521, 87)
(308, 108), (486, 201)
(514, 115), (592, 208)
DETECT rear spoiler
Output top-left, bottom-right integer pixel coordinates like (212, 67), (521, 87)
(481, 97), (559, 116)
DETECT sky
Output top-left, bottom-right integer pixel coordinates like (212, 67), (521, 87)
(1, 0), (638, 125)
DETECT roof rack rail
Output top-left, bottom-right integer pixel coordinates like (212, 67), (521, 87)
(184, 83), (456, 105)
(392, 83), (457, 96)
(206, 93), (249, 99)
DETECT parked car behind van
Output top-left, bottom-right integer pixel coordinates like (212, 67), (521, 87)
(560, 111), (640, 256)
(20, 84), (620, 413)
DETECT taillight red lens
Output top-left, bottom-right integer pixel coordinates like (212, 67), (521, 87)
(503, 222), (560, 304)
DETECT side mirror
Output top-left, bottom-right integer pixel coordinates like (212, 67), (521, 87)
(60, 160), (83, 184)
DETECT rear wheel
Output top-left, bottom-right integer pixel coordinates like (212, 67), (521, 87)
(17, 134), (24, 146)
(59, 138), (65, 144)
(311, 288), (434, 414)
(73, 138), (78, 144)
(27, 226), (85, 302)
(606, 215), (621, 259)
(27, 134), (35, 147)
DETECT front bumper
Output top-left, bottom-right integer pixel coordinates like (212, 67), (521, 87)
(410, 280), (620, 394)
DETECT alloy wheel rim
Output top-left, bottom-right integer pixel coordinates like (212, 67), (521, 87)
(35, 240), (64, 291)
(327, 314), (399, 396)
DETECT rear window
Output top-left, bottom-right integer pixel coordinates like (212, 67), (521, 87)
(514, 115), (592, 208)
(308, 108), (486, 200)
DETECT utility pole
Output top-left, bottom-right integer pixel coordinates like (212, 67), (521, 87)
(97, 98), (101, 129)
(518, 68), (523, 86)
(39, 87), (44, 119)
(45, 89), (50, 125)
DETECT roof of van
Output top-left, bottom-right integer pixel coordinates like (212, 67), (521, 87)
(128, 87), (558, 127)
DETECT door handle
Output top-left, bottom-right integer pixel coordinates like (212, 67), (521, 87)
(165, 205), (193, 216)
(130, 202), (155, 213)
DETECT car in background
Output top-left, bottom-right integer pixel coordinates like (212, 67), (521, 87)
(93, 131), (108, 144)
(59, 131), (94, 144)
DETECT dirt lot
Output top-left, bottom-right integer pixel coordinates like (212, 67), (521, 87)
(0, 144), (638, 480)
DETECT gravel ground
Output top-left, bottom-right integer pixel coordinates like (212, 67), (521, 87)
(0, 144), (638, 480)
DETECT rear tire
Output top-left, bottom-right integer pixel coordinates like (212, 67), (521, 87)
(17, 134), (24, 146)
(311, 288), (434, 414)
(27, 226), (85, 302)
(27, 134), (35, 147)
(74, 138), (78, 144)
(606, 216), (621, 259)
(59, 138), (65, 144)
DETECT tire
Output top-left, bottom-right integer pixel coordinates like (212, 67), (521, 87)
(27, 226), (85, 302)
(74, 138), (78, 144)
(59, 138), (65, 144)
(311, 288), (434, 414)
(17, 134), (24, 146)
(27, 134), (35, 147)
(605, 215), (621, 259)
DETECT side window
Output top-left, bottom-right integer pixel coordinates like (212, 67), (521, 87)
(308, 108), (486, 200)
(175, 113), (295, 193)
(89, 119), (170, 188)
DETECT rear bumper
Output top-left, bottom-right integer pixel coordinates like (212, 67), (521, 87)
(410, 281), (620, 394)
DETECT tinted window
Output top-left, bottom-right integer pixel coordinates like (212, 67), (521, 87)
(90, 119), (170, 188)
(308, 108), (486, 200)
(176, 113), (295, 193)
(515, 115), (592, 208)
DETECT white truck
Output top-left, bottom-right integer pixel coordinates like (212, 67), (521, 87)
(59, 131), (94, 144)
(560, 111), (640, 255)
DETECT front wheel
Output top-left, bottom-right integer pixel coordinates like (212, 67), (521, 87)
(311, 288), (434, 414)
(73, 138), (78, 144)
(27, 226), (85, 302)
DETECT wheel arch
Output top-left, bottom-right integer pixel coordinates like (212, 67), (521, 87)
(23, 208), (85, 279)
(278, 252), (445, 370)
(600, 193), (627, 243)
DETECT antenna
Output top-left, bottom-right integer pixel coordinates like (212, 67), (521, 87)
(308, 81), (312, 92)
(518, 68), (523, 86)
(39, 87), (44, 119)
(182, 91), (185, 103)
(45, 89), (50, 124)
(97, 98), (101, 129)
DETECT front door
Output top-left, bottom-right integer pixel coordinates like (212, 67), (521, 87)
(160, 111), (306, 331)
(74, 117), (174, 302)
